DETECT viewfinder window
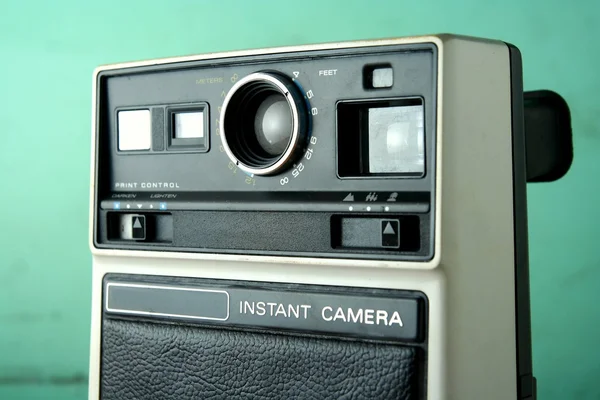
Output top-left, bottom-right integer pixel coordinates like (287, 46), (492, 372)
(337, 98), (425, 178)
(174, 111), (204, 139)
(166, 103), (209, 152)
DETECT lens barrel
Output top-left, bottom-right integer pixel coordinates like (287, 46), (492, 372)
(220, 72), (309, 176)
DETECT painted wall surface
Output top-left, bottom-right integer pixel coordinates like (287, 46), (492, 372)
(0, 1), (598, 399)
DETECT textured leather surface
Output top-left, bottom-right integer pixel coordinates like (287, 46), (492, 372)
(101, 318), (420, 399)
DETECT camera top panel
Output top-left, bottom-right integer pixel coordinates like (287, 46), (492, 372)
(92, 42), (438, 261)
(95, 43), (437, 195)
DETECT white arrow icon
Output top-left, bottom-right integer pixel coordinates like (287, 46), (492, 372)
(343, 193), (354, 201)
(137, 204), (142, 209)
(133, 218), (142, 229)
(383, 222), (396, 235)
(293, 71), (300, 78)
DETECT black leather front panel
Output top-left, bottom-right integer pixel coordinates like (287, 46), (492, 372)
(101, 318), (420, 399)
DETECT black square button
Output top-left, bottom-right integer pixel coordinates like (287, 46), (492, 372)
(381, 219), (400, 248)
(132, 215), (146, 240)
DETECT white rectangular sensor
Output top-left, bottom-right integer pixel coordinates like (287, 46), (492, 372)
(118, 109), (151, 151)
(372, 67), (393, 88)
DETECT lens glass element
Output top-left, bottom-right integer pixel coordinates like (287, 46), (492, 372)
(253, 94), (293, 156)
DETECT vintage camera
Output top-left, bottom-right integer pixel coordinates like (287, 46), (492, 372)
(87, 34), (572, 399)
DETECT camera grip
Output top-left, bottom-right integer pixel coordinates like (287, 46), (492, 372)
(100, 318), (420, 399)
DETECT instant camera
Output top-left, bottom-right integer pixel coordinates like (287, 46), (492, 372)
(88, 34), (572, 399)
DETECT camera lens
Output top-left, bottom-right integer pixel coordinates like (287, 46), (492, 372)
(254, 94), (293, 156)
(221, 72), (308, 176)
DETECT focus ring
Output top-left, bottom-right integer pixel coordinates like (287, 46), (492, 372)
(220, 72), (309, 176)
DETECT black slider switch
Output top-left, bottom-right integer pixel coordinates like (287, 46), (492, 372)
(108, 212), (172, 243)
(112, 213), (148, 241)
(381, 220), (400, 248)
(339, 218), (400, 249)
(131, 215), (146, 240)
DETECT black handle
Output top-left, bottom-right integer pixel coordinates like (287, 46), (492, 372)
(524, 90), (573, 183)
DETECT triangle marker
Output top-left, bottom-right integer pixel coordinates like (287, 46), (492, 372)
(383, 222), (395, 235)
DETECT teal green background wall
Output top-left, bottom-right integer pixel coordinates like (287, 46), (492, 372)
(0, 0), (598, 399)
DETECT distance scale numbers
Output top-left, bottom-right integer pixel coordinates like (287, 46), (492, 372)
(278, 72), (318, 187)
(278, 134), (318, 187)
(226, 132), (318, 188)
(215, 105), (259, 185)
(216, 72), (239, 180)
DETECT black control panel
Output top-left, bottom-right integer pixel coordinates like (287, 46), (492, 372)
(93, 43), (438, 261)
